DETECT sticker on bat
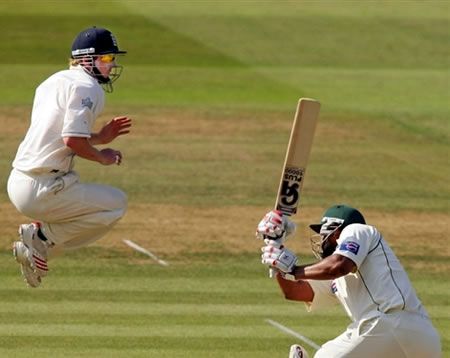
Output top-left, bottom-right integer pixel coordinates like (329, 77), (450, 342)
(277, 167), (305, 215)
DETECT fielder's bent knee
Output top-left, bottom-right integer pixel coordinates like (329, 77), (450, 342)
(107, 187), (127, 212)
(109, 191), (127, 223)
(116, 189), (128, 212)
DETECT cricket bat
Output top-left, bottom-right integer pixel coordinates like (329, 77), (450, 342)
(269, 98), (320, 277)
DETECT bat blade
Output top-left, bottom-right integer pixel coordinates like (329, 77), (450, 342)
(268, 98), (319, 278)
(275, 98), (320, 216)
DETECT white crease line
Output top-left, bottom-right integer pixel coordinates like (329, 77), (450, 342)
(265, 318), (321, 350)
(123, 239), (169, 266)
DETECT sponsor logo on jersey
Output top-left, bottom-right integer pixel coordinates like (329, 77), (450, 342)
(81, 97), (93, 110)
(339, 241), (360, 255)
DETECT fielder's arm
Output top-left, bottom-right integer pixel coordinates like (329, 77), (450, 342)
(63, 137), (121, 165)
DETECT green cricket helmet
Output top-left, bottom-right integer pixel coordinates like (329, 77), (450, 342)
(310, 205), (366, 234)
(310, 205), (366, 259)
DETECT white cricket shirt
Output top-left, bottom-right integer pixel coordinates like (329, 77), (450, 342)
(307, 224), (428, 323)
(12, 66), (104, 173)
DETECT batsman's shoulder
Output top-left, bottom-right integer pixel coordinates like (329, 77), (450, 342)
(342, 223), (378, 237)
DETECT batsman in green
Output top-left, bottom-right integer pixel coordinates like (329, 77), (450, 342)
(257, 205), (441, 358)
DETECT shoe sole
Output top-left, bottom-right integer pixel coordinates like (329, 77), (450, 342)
(13, 241), (41, 288)
(20, 263), (41, 288)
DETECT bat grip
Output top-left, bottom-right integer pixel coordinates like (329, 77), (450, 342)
(269, 268), (277, 278)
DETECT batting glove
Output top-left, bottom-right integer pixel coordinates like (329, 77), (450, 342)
(255, 210), (296, 244)
(261, 244), (298, 274)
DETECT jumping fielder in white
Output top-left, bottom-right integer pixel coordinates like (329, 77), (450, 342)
(256, 205), (441, 358)
(7, 26), (132, 288)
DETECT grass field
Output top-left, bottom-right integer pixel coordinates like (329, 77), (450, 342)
(0, 1), (448, 357)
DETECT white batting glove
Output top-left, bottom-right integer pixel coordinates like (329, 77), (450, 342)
(261, 244), (298, 273)
(255, 210), (297, 244)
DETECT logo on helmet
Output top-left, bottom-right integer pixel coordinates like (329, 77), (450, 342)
(110, 33), (118, 48)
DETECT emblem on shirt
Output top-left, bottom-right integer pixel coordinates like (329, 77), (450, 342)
(331, 281), (338, 293)
(81, 97), (93, 110)
(339, 241), (360, 255)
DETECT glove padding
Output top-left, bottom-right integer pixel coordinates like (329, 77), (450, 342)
(261, 243), (298, 273)
(256, 210), (296, 244)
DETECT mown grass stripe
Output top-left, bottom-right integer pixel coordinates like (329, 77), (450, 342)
(0, 336), (304, 350)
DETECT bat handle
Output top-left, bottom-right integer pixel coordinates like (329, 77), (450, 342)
(269, 268), (277, 278)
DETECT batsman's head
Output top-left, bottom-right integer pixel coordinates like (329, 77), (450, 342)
(309, 205), (365, 259)
(71, 26), (127, 92)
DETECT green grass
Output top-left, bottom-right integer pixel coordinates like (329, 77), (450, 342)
(0, 249), (447, 358)
(0, 1), (448, 357)
(1, 107), (448, 211)
(0, 249), (326, 357)
(0, 249), (448, 357)
(124, 3), (449, 69)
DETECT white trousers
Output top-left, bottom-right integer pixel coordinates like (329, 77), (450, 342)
(7, 168), (127, 256)
(314, 311), (441, 358)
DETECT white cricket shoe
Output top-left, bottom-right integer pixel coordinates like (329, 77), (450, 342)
(13, 241), (41, 288)
(13, 223), (52, 287)
(289, 344), (310, 358)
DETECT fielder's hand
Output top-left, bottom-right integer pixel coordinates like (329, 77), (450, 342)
(99, 148), (122, 166)
(98, 116), (132, 145)
(261, 243), (298, 273)
(255, 210), (296, 244)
